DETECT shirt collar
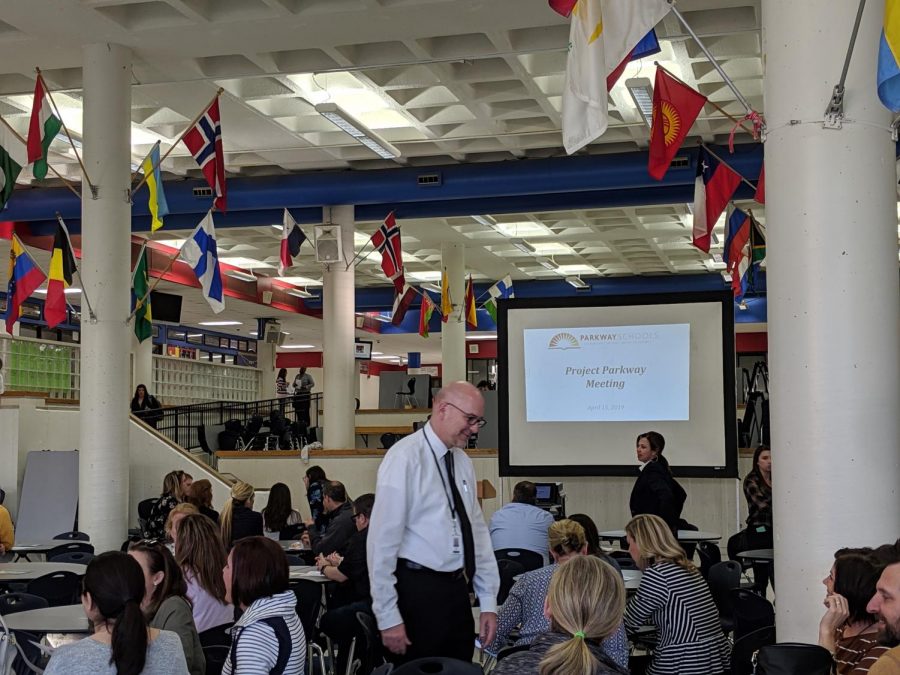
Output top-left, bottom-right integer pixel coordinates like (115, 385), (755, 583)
(424, 422), (452, 457)
(638, 460), (650, 471)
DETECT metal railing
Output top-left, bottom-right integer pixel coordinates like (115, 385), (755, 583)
(138, 394), (323, 459)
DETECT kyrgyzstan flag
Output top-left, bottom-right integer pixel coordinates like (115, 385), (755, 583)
(648, 69), (707, 180)
(693, 147), (741, 252)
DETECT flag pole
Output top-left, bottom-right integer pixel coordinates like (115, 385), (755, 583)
(346, 211), (395, 271)
(129, 140), (160, 191)
(699, 142), (760, 192)
(0, 115), (82, 199)
(54, 212), (97, 322)
(654, 63), (760, 139)
(35, 69), (97, 197)
(126, 244), (182, 322)
(131, 88), (224, 197)
(667, 9), (757, 118)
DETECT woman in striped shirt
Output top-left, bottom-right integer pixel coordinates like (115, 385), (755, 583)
(624, 514), (730, 675)
(819, 549), (889, 674)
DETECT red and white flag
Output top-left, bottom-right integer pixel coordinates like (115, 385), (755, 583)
(278, 209), (307, 276)
(391, 284), (417, 326)
(371, 212), (404, 283)
(183, 96), (227, 213)
(693, 147), (741, 252)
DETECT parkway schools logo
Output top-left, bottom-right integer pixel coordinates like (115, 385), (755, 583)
(548, 332), (580, 350)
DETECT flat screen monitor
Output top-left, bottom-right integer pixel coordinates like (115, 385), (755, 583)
(354, 340), (373, 360)
(150, 291), (183, 324)
(534, 483), (554, 501)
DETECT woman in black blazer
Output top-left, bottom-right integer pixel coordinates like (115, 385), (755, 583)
(629, 431), (686, 533)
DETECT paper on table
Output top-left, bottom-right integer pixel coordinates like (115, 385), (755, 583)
(0, 569), (31, 575)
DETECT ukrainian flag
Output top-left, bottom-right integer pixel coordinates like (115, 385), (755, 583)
(143, 142), (169, 232)
(878, 0), (900, 111)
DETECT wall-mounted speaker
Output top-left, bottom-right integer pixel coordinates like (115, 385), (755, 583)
(314, 225), (343, 264)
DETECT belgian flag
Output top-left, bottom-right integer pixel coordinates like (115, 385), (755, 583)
(44, 222), (76, 329)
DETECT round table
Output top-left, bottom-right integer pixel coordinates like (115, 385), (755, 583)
(11, 541), (92, 562)
(288, 565), (330, 583)
(0, 562), (87, 582)
(598, 529), (722, 543)
(736, 548), (774, 564)
(1, 604), (90, 633)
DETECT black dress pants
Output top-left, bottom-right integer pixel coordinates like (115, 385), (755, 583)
(392, 561), (474, 664)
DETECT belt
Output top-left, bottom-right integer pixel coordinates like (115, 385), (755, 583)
(398, 558), (465, 581)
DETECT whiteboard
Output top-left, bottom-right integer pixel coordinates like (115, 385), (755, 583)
(16, 451), (79, 542)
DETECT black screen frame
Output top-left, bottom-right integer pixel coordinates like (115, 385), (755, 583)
(497, 290), (738, 479)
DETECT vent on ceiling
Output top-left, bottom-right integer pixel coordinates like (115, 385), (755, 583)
(670, 156), (690, 169)
(417, 173), (442, 187)
(193, 186), (214, 197)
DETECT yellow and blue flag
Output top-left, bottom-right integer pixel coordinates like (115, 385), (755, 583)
(878, 0), (900, 111)
(143, 142), (169, 232)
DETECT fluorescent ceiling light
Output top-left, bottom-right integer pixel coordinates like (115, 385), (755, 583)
(271, 224), (283, 231)
(275, 276), (323, 287)
(373, 354), (399, 360)
(467, 334), (497, 340)
(510, 238), (536, 254)
(535, 256), (558, 270)
(249, 331), (258, 336)
(220, 256), (274, 270)
(471, 215), (496, 228)
(557, 264), (597, 275)
(224, 269), (257, 282)
(187, 333), (203, 338)
(371, 351), (384, 356)
(533, 242), (575, 256)
(199, 321), (242, 327)
(407, 271), (442, 282)
(565, 276), (590, 289)
(286, 288), (318, 299)
(626, 77), (654, 126)
(421, 282), (442, 294)
(280, 344), (316, 349)
(315, 102), (400, 160)
(34, 287), (81, 295)
(493, 221), (551, 238)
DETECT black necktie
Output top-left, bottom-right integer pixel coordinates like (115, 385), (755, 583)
(444, 450), (476, 583)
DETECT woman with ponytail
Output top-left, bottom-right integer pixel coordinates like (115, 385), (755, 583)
(43, 551), (188, 675)
(220, 481), (263, 548)
(485, 519), (629, 670)
(493, 555), (628, 675)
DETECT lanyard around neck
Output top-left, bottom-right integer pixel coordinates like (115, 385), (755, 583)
(423, 428), (457, 519)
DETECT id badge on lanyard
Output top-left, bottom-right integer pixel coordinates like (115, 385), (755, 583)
(450, 516), (462, 555)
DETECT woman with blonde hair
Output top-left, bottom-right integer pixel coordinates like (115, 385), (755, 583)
(175, 514), (234, 633)
(147, 470), (194, 540)
(220, 481), (263, 548)
(624, 514), (730, 675)
(493, 555), (628, 675)
(165, 503), (200, 547)
(485, 519), (628, 670)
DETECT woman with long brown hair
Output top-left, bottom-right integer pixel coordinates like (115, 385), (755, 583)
(175, 513), (234, 633)
(185, 478), (219, 524)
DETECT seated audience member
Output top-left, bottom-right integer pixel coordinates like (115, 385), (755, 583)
(568, 513), (623, 574)
(819, 549), (888, 674)
(866, 550), (900, 674)
(221, 481), (263, 548)
(0, 493), (14, 559)
(43, 551), (189, 675)
(306, 480), (355, 556)
(166, 503), (200, 548)
(222, 537), (306, 675)
(185, 479), (219, 524)
(317, 493), (376, 675)
(493, 555), (628, 675)
(624, 514), (730, 675)
(147, 470), (193, 539)
(129, 541), (205, 675)
(486, 519), (628, 670)
(489, 480), (555, 563)
(262, 482), (303, 540)
(175, 514), (234, 633)
(303, 466), (328, 533)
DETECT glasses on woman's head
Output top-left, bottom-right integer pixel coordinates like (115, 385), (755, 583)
(444, 401), (487, 428)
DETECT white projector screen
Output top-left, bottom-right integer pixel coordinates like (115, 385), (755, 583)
(498, 291), (738, 477)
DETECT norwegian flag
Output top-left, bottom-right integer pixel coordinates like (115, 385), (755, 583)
(183, 96), (226, 213)
(371, 211), (404, 282)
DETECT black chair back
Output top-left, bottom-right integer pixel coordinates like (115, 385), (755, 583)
(202, 645), (230, 675)
(707, 560), (742, 632)
(355, 611), (387, 675)
(392, 657), (482, 674)
(609, 550), (639, 571)
(407, 378), (416, 395)
(0, 592), (49, 615)
(53, 531), (89, 541)
(289, 579), (324, 639)
(731, 588), (775, 641)
(279, 524), (305, 541)
(728, 531), (754, 571)
(285, 551), (315, 566)
(495, 548), (543, 572)
(26, 571), (81, 607)
(496, 558), (526, 605)
(731, 625), (776, 675)
(48, 551), (94, 565)
(697, 540), (722, 579)
(46, 542), (94, 559)
(496, 644), (531, 662)
(754, 642), (833, 675)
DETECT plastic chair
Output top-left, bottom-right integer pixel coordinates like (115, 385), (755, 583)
(496, 643), (531, 661)
(0, 592), (49, 615)
(53, 531), (89, 541)
(26, 571), (82, 607)
(394, 378), (417, 408)
(496, 558), (526, 605)
(697, 540), (722, 580)
(731, 625), (776, 675)
(355, 611), (386, 675)
(202, 644), (230, 675)
(279, 523), (306, 541)
(609, 550), (639, 571)
(48, 551), (94, 565)
(46, 542), (94, 559)
(138, 498), (158, 538)
(731, 588), (775, 641)
(707, 560), (742, 633)
(393, 657), (482, 674)
(290, 579), (326, 675)
(495, 548), (543, 573)
(754, 642), (833, 675)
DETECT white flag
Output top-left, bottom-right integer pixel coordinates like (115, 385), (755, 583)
(180, 211), (225, 314)
(562, 0), (671, 154)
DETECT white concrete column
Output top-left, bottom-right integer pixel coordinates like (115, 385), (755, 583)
(79, 43), (132, 553)
(322, 206), (355, 448)
(763, 0), (900, 638)
(132, 334), (154, 395)
(256, 339), (276, 400)
(441, 242), (466, 384)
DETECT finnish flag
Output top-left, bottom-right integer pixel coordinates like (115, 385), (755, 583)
(180, 210), (225, 314)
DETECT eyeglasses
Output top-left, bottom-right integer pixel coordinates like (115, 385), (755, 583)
(351, 512), (367, 521)
(444, 401), (487, 429)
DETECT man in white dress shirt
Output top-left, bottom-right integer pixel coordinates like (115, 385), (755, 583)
(367, 381), (500, 663)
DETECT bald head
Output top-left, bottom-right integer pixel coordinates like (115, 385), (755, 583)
(431, 381), (485, 448)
